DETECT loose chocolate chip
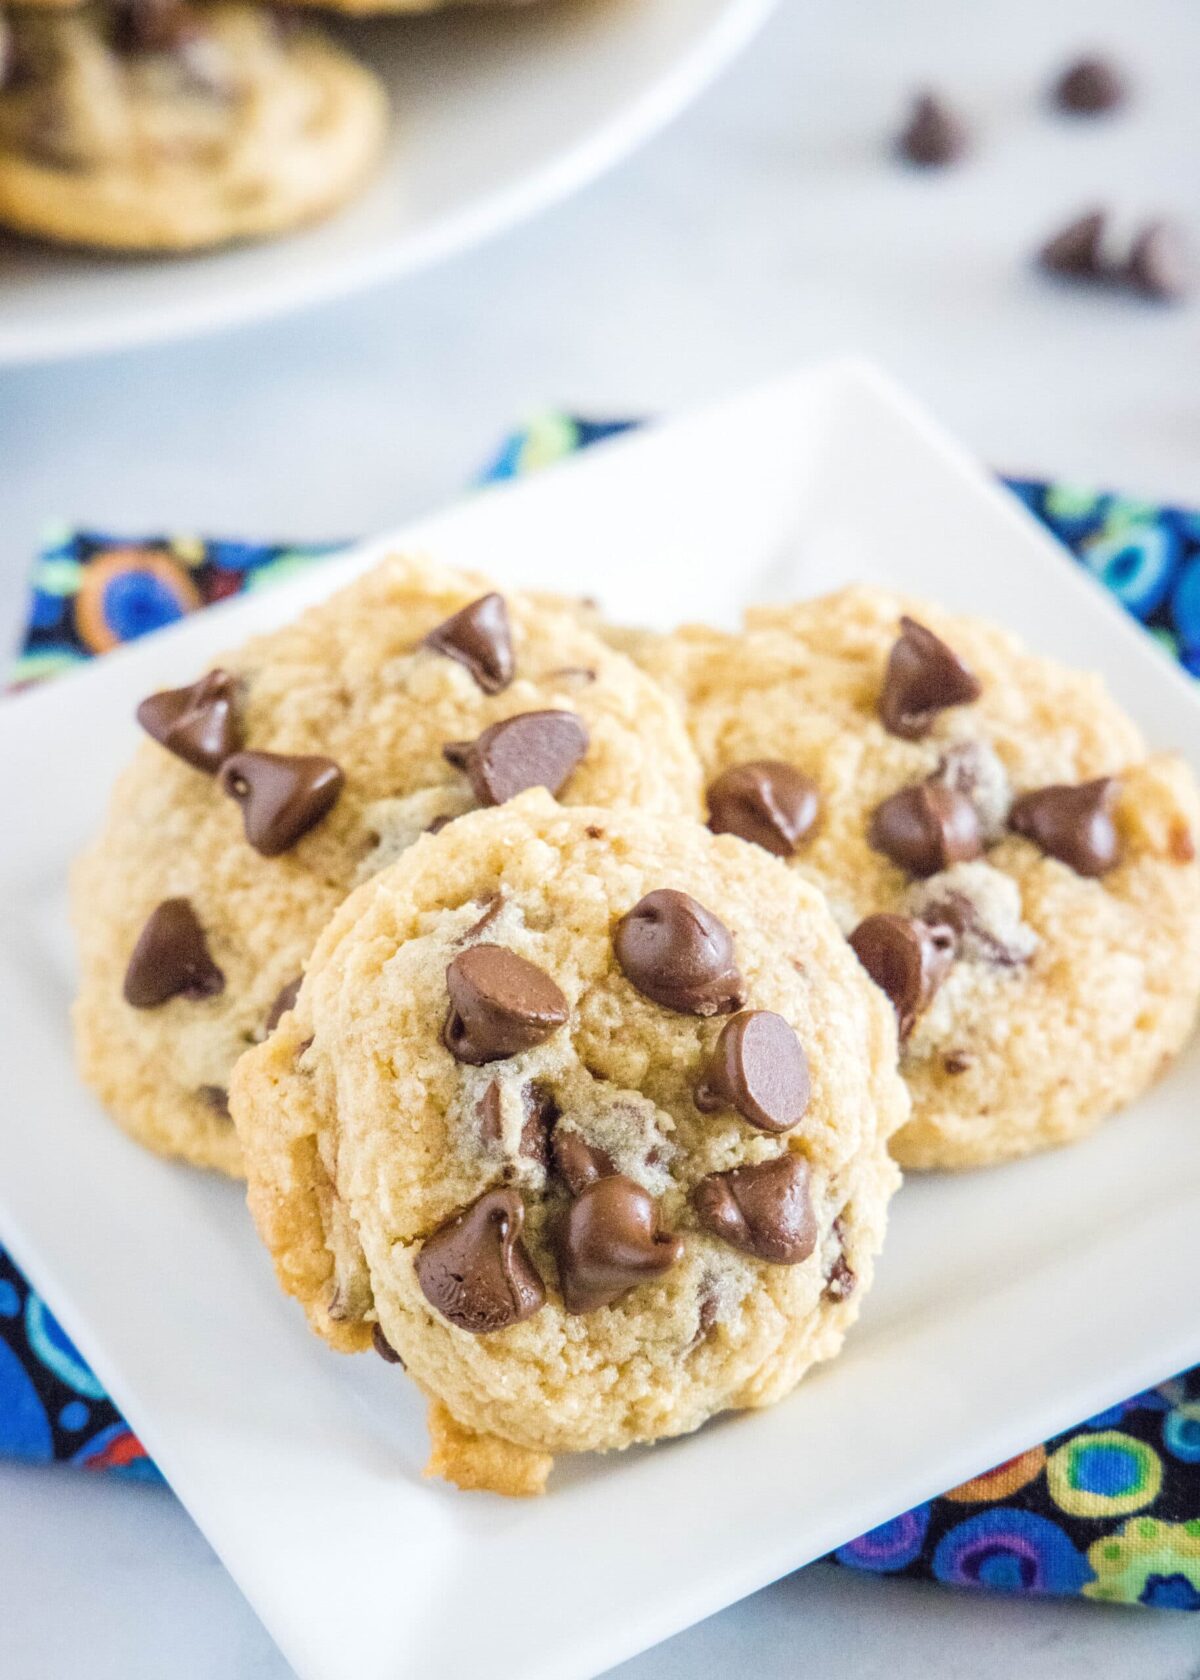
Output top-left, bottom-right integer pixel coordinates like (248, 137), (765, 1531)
(123, 898), (225, 1009)
(848, 913), (956, 1040)
(869, 782), (983, 877)
(443, 944), (569, 1064)
(265, 976), (302, 1034)
(1039, 209), (1109, 280)
(692, 1153), (817, 1265)
(443, 711), (588, 806)
(879, 617), (982, 740)
(1009, 778), (1120, 876)
(1052, 54), (1127, 114)
(706, 761), (820, 856)
(614, 889), (745, 1017)
(1126, 221), (1193, 303)
(550, 1128), (615, 1197)
(197, 1085), (231, 1119)
(136, 668), (241, 773)
(415, 1187), (545, 1333)
(371, 1324), (404, 1365)
(552, 1174), (683, 1313)
(694, 1010), (811, 1134)
(423, 593), (515, 695)
(895, 92), (969, 167)
(477, 1080), (557, 1167)
(219, 750), (343, 856)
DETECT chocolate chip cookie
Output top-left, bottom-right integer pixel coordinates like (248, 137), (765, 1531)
(230, 791), (907, 1493)
(72, 555), (703, 1175)
(644, 584), (1200, 1170)
(0, 1), (387, 251)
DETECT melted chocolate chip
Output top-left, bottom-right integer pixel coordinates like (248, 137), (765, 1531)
(706, 761), (820, 856)
(136, 668), (241, 773)
(1039, 210), (1109, 280)
(1009, 778), (1120, 876)
(415, 1188), (545, 1333)
(1126, 221), (1193, 303)
(879, 617), (982, 740)
(443, 711), (588, 806)
(694, 1010), (811, 1134)
(423, 593), (515, 694)
(869, 783), (983, 877)
(550, 1128), (615, 1197)
(1052, 55), (1128, 114)
(848, 913), (956, 1040)
(895, 92), (969, 167)
(123, 898), (225, 1009)
(197, 1084), (231, 1119)
(692, 1153), (817, 1265)
(614, 889), (745, 1017)
(372, 1324), (404, 1365)
(443, 944), (569, 1064)
(265, 976), (302, 1034)
(219, 751), (343, 856)
(552, 1174), (683, 1313)
(477, 1080), (557, 1168)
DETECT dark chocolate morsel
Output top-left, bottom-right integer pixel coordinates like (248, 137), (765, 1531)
(477, 1079), (557, 1167)
(372, 1324), (404, 1365)
(552, 1174), (683, 1313)
(706, 761), (820, 856)
(124, 898), (225, 1009)
(848, 913), (956, 1039)
(415, 1188), (545, 1333)
(423, 593), (515, 694)
(1008, 777), (1120, 876)
(1126, 221), (1193, 303)
(692, 1153), (817, 1265)
(265, 976), (302, 1034)
(1039, 209), (1109, 280)
(443, 944), (568, 1064)
(613, 889), (745, 1016)
(136, 668), (241, 773)
(550, 1128), (616, 1197)
(694, 1010), (811, 1134)
(895, 92), (969, 167)
(1052, 55), (1128, 114)
(219, 751), (343, 856)
(879, 616), (981, 740)
(869, 782), (983, 877)
(197, 1085), (231, 1120)
(443, 710), (588, 806)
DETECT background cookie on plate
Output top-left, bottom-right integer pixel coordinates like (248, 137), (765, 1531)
(231, 792), (907, 1494)
(644, 584), (1200, 1170)
(72, 554), (703, 1175)
(0, 0), (388, 251)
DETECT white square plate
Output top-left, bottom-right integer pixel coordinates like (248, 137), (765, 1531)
(3, 359), (1200, 1680)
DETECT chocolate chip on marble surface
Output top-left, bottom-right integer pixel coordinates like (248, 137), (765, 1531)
(443, 711), (588, 806)
(124, 898), (225, 1009)
(477, 1079), (557, 1168)
(423, 593), (515, 694)
(894, 92), (969, 167)
(552, 1174), (683, 1313)
(880, 617), (981, 740)
(848, 912), (956, 1040)
(614, 889), (746, 1017)
(136, 668), (241, 773)
(550, 1127), (615, 1197)
(264, 976), (302, 1035)
(692, 1153), (817, 1265)
(443, 944), (569, 1064)
(1038, 209), (1109, 281)
(415, 1187), (545, 1333)
(869, 782), (983, 877)
(1052, 54), (1128, 114)
(1126, 220), (1193, 303)
(1009, 778), (1121, 875)
(706, 761), (820, 856)
(372, 1324), (404, 1365)
(219, 751), (343, 856)
(694, 1010), (811, 1134)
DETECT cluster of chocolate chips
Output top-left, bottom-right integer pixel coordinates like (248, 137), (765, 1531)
(416, 890), (820, 1336)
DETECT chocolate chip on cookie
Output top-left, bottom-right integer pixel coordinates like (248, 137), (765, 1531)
(1009, 777), (1120, 875)
(552, 1174), (683, 1313)
(423, 593), (515, 695)
(870, 782), (983, 877)
(848, 912), (956, 1039)
(443, 945), (569, 1064)
(219, 751), (343, 856)
(198, 1084), (231, 1119)
(416, 1188), (546, 1334)
(477, 1079), (557, 1168)
(123, 898), (225, 1008)
(372, 1324), (404, 1365)
(706, 761), (820, 856)
(550, 1128), (616, 1196)
(693, 1154), (817, 1265)
(136, 669), (241, 773)
(694, 1010), (811, 1133)
(614, 889), (746, 1016)
(264, 976), (302, 1035)
(443, 711), (588, 806)
(880, 616), (982, 740)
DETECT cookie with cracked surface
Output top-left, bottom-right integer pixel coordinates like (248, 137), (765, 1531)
(230, 791), (906, 1492)
(643, 584), (1200, 1170)
(72, 555), (703, 1175)
(0, 1), (387, 251)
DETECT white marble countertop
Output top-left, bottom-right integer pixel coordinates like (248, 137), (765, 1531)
(2, 0), (1199, 1674)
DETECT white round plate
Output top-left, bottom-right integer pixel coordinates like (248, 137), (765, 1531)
(0, 0), (773, 366)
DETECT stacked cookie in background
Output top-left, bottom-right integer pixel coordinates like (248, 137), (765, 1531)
(72, 556), (1200, 1492)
